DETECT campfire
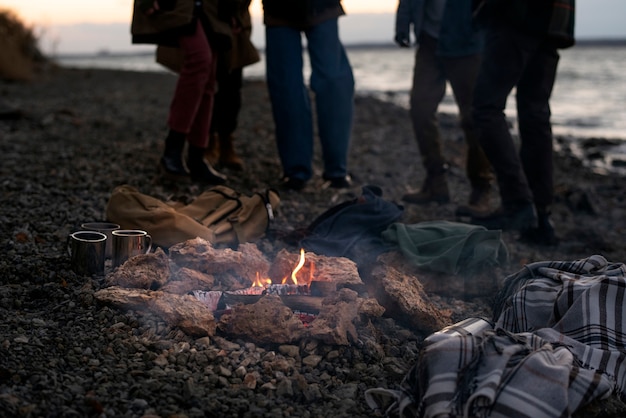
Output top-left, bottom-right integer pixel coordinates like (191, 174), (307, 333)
(93, 237), (464, 346)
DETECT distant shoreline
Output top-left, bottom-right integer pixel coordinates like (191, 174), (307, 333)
(53, 38), (626, 60)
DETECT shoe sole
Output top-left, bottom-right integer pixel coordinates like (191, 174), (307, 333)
(158, 164), (190, 183)
(402, 196), (450, 205)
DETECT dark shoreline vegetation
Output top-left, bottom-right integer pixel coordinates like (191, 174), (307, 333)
(2, 10), (626, 417)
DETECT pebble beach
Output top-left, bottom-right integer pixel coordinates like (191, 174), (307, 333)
(1, 66), (626, 417)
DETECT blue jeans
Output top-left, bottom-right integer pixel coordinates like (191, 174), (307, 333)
(265, 18), (355, 181)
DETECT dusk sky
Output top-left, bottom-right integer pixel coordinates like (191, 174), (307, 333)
(3, 0), (626, 54)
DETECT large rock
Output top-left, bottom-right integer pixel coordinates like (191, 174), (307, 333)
(168, 238), (271, 285)
(94, 286), (217, 336)
(369, 261), (451, 334)
(105, 247), (170, 290)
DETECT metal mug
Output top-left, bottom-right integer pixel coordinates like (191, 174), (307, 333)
(111, 229), (152, 268)
(67, 231), (107, 276)
(80, 222), (120, 259)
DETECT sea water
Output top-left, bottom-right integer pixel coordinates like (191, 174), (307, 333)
(57, 43), (626, 173)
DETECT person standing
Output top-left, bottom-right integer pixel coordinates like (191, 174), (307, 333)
(131, 0), (230, 185)
(469, 0), (575, 245)
(205, 0), (260, 171)
(262, 0), (355, 191)
(396, 0), (493, 217)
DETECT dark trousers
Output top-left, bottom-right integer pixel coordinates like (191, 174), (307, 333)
(472, 23), (560, 210)
(409, 34), (492, 189)
(211, 66), (243, 137)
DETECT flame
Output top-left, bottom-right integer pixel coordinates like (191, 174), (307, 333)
(282, 248), (307, 285)
(252, 272), (272, 288)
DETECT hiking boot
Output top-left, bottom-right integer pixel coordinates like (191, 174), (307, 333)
(159, 155), (189, 180)
(470, 202), (537, 231)
(455, 186), (491, 218)
(402, 174), (450, 204)
(160, 130), (189, 180)
(204, 133), (220, 166)
(519, 211), (559, 246)
(219, 134), (245, 171)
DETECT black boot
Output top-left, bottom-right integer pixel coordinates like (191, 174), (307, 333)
(519, 207), (559, 246)
(160, 130), (189, 179)
(187, 145), (227, 185)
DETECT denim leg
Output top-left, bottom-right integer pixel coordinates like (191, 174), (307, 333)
(410, 34), (447, 174)
(305, 18), (354, 179)
(472, 24), (535, 207)
(517, 44), (559, 210)
(265, 26), (313, 181)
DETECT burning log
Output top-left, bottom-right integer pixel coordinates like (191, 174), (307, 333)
(265, 283), (309, 296)
(94, 286), (217, 337)
(192, 290), (223, 311)
(105, 247), (170, 290)
(268, 248), (362, 288)
(168, 238), (271, 285)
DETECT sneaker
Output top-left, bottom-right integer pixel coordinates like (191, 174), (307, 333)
(278, 176), (307, 191)
(321, 174), (353, 189)
(402, 174), (450, 204)
(470, 202), (537, 231)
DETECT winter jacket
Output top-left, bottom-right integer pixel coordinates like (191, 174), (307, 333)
(473, 0), (575, 48)
(131, 0), (232, 50)
(262, 0), (344, 29)
(395, 0), (484, 57)
(153, 0), (260, 72)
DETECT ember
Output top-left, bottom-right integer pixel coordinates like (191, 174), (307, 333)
(265, 283), (309, 295)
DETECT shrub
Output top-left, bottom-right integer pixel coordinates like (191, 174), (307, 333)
(0, 8), (47, 82)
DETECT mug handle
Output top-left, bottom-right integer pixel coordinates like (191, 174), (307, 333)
(67, 235), (72, 257)
(145, 234), (153, 254)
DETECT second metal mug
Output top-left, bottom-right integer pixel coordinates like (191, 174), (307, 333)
(111, 229), (152, 268)
(80, 222), (120, 259)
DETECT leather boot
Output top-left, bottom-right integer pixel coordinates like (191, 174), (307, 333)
(219, 134), (245, 171)
(471, 201), (537, 231)
(519, 207), (559, 246)
(455, 185), (491, 218)
(204, 133), (220, 166)
(402, 173), (450, 204)
(187, 145), (227, 185)
(160, 130), (189, 180)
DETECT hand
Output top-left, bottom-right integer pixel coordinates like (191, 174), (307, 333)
(394, 33), (410, 48)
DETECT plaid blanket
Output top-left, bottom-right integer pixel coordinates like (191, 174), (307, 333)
(365, 255), (626, 417)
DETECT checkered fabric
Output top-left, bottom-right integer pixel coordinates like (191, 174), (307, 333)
(365, 255), (626, 417)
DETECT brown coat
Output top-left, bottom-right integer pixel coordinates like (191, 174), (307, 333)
(131, 0), (231, 49)
(144, 0), (260, 72)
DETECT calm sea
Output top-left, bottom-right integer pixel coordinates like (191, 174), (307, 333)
(57, 43), (626, 174)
